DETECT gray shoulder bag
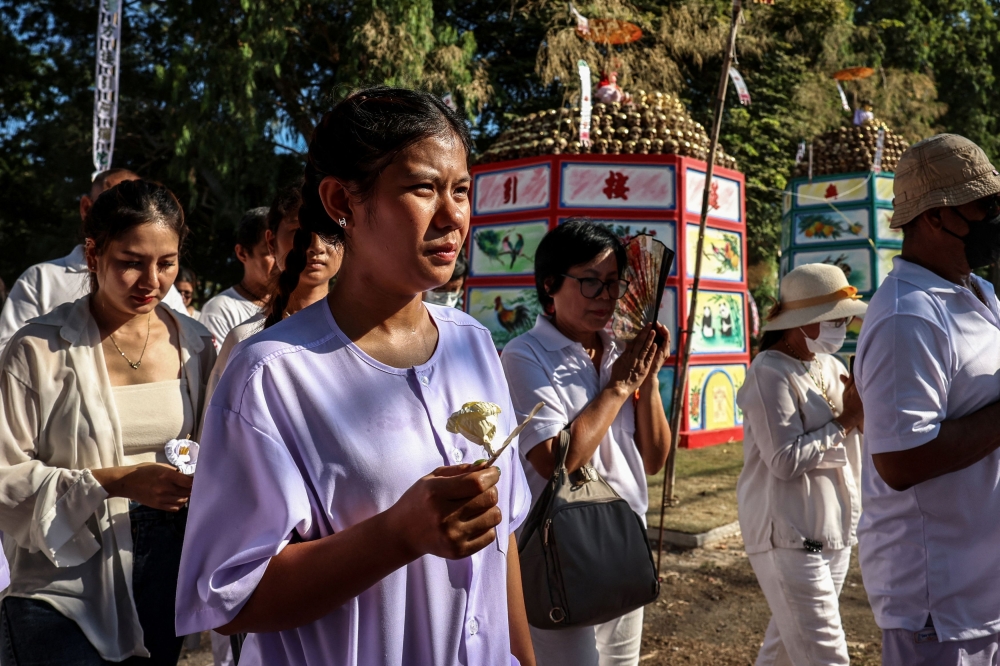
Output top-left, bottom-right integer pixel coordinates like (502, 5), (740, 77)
(517, 428), (660, 629)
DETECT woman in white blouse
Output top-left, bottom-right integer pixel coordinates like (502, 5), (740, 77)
(0, 179), (215, 664)
(501, 219), (672, 666)
(736, 263), (866, 666)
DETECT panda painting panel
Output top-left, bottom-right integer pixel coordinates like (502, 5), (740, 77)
(686, 289), (747, 355)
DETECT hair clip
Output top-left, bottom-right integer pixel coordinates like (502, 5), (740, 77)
(337, 218), (347, 228)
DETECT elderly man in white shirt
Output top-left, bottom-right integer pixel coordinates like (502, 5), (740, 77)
(0, 169), (186, 355)
(855, 134), (1000, 665)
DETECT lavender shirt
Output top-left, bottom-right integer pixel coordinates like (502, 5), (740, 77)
(175, 301), (531, 666)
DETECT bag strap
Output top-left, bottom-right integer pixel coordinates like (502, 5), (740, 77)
(553, 427), (572, 478)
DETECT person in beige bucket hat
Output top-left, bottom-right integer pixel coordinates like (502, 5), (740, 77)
(855, 134), (1000, 665)
(736, 263), (866, 666)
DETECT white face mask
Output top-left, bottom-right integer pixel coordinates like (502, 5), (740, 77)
(804, 320), (847, 355)
(424, 290), (461, 308)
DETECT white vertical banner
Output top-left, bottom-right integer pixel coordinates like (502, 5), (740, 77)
(569, 2), (590, 35)
(795, 141), (806, 164)
(577, 59), (592, 147)
(872, 127), (886, 173)
(728, 67), (751, 106)
(93, 0), (123, 176)
(835, 81), (851, 112)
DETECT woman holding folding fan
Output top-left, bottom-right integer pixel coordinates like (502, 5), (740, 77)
(502, 219), (672, 665)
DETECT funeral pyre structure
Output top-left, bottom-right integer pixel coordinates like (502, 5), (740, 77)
(476, 90), (739, 171)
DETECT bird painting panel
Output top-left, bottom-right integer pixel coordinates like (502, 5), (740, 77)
(684, 225), (743, 282)
(469, 221), (548, 277)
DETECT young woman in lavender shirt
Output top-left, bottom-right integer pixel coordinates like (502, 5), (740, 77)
(175, 87), (536, 666)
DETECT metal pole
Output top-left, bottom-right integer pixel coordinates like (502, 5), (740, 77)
(656, 0), (743, 573)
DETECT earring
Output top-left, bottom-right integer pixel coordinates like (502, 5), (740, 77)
(337, 218), (347, 228)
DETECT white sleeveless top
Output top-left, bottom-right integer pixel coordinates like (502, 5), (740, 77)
(113, 378), (194, 465)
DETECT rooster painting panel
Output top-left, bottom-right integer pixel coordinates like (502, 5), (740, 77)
(469, 220), (548, 277)
(684, 225), (743, 282)
(466, 287), (542, 350)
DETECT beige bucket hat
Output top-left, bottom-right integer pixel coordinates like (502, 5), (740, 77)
(764, 263), (868, 331)
(891, 134), (1000, 229)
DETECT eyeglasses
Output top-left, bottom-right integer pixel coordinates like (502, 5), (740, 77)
(830, 317), (849, 328)
(561, 274), (631, 300)
(177, 290), (193, 299)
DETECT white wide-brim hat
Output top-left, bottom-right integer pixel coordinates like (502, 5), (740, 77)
(764, 263), (868, 331)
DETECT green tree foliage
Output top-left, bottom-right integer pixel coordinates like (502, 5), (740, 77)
(4, 0), (1000, 305)
(855, 0), (1000, 158)
(465, 0), (958, 303)
(0, 0), (485, 297)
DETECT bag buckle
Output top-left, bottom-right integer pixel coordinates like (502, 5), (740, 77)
(549, 607), (566, 624)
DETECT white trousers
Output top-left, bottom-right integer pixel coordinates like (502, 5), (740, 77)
(529, 607), (644, 666)
(748, 546), (851, 666)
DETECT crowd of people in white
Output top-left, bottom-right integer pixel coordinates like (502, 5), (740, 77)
(0, 86), (999, 666)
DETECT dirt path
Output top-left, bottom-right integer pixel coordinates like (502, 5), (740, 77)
(180, 535), (883, 665)
(640, 535), (882, 665)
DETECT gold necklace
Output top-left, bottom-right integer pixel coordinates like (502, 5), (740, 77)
(785, 341), (835, 411)
(108, 313), (151, 370)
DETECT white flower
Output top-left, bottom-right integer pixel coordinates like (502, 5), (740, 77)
(446, 402), (502, 457)
(164, 438), (200, 475)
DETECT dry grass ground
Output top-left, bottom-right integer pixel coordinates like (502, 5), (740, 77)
(646, 442), (743, 534)
(640, 535), (881, 665)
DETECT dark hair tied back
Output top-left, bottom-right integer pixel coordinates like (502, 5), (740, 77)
(84, 179), (187, 292)
(534, 218), (626, 313)
(266, 86), (472, 328)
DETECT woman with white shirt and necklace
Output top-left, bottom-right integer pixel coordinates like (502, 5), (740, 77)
(0, 179), (216, 664)
(501, 220), (672, 666)
(737, 263), (866, 666)
(175, 87), (536, 666)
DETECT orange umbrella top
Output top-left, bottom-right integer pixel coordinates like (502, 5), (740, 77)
(577, 18), (643, 45)
(832, 66), (875, 81)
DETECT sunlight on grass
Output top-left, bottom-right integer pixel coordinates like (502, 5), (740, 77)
(646, 442), (743, 534)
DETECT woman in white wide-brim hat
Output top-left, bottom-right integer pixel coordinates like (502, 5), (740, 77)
(737, 263), (868, 666)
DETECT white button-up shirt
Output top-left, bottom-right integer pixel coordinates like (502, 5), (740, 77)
(0, 298), (214, 660)
(175, 301), (531, 666)
(500, 315), (648, 519)
(736, 350), (862, 555)
(856, 256), (1000, 641)
(0, 245), (186, 356)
